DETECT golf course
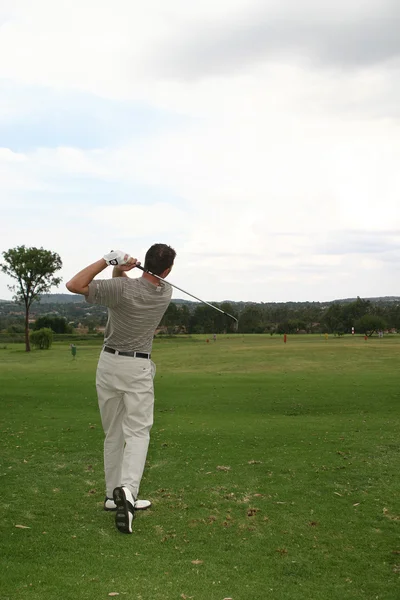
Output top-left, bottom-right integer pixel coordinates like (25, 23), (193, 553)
(1, 334), (399, 600)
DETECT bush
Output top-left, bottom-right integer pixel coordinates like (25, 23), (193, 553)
(30, 328), (53, 350)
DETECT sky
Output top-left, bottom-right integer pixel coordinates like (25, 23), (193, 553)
(1, 0), (400, 303)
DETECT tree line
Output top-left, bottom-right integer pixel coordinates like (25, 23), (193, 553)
(3, 293), (398, 340)
(159, 296), (396, 336)
(1, 245), (399, 351)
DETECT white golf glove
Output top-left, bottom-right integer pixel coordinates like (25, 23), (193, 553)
(103, 250), (131, 267)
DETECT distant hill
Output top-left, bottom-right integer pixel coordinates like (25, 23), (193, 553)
(338, 296), (400, 304)
(170, 299), (194, 305)
(35, 294), (193, 305)
(37, 294), (84, 304)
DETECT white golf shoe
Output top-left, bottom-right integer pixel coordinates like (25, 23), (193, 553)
(104, 497), (117, 511)
(134, 499), (151, 510)
(104, 496), (152, 512)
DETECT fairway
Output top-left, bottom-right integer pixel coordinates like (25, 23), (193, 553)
(1, 334), (399, 600)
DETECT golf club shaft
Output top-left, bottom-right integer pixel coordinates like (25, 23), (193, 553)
(135, 265), (238, 324)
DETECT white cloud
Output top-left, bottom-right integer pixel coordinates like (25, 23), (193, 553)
(0, 148), (25, 161)
(91, 203), (191, 237)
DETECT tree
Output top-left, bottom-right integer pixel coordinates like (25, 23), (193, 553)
(189, 305), (220, 333)
(355, 315), (387, 337)
(220, 302), (238, 333)
(178, 304), (191, 332)
(301, 302), (323, 333)
(7, 323), (25, 334)
(389, 304), (400, 331)
(342, 297), (371, 332)
(277, 319), (307, 334)
(322, 302), (345, 335)
(1, 246), (62, 352)
(238, 306), (265, 333)
(85, 318), (98, 334)
(161, 302), (181, 334)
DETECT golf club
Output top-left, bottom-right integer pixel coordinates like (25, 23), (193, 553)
(135, 264), (238, 330)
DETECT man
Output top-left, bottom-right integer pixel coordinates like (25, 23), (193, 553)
(66, 244), (176, 534)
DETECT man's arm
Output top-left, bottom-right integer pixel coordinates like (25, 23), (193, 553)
(66, 259), (108, 296)
(112, 266), (128, 278)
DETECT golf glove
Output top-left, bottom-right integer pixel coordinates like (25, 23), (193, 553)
(103, 250), (131, 267)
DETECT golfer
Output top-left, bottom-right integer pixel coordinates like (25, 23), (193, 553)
(66, 243), (176, 534)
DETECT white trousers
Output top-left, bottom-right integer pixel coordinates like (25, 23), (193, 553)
(96, 350), (156, 499)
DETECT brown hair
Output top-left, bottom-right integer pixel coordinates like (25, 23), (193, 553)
(144, 243), (176, 276)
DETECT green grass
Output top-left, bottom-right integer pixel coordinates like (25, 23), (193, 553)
(1, 334), (399, 600)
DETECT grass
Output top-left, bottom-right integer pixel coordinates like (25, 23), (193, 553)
(0, 334), (399, 600)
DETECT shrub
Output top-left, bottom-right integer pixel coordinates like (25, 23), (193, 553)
(30, 328), (53, 350)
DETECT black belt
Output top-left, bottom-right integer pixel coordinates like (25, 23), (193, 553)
(103, 346), (151, 359)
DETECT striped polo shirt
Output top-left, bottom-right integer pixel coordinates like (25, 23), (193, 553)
(86, 276), (172, 353)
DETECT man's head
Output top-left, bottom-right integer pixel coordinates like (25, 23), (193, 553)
(144, 243), (176, 277)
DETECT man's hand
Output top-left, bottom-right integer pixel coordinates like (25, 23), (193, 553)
(103, 250), (141, 270)
(117, 257), (141, 272)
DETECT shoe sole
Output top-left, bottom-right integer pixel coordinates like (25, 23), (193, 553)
(113, 487), (135, 534)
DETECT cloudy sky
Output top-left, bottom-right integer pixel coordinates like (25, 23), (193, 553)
(1, 0), (400, 302)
